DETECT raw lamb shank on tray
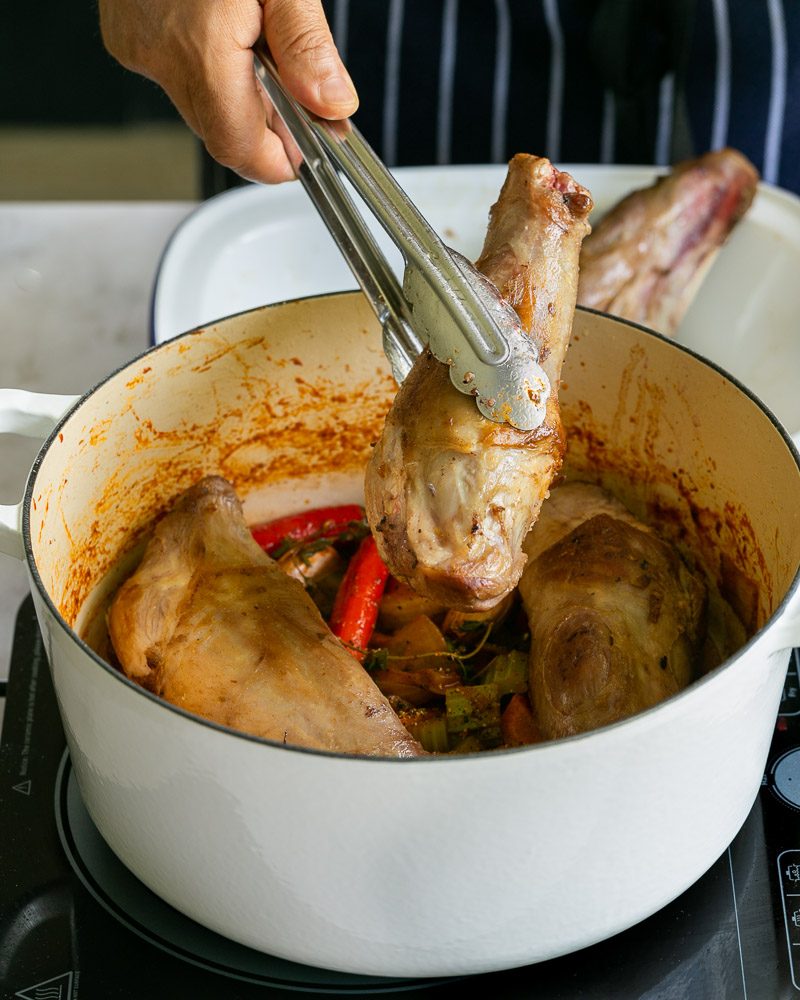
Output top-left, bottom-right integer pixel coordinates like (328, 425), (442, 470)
(107, 476), (425, 757)
(577, 147), (759, 336)
(365, 154), (593, 612)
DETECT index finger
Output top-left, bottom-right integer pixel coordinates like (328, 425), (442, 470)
(186, 42), (296, 183)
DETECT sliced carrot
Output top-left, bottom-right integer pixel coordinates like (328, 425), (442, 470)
(328, 535), (390, 660)
(501, 693), (543, 747)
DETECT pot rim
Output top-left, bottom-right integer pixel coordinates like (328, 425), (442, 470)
(20, 294), (800, 764)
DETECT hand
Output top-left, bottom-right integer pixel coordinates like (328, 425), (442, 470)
(99, 0), (359, 184)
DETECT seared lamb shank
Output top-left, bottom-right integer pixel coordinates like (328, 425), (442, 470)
(365, 154), (592, 611)
(577, 147), (758, 336)
(519, 482), (706, 740)
(107, 476), (425, 757)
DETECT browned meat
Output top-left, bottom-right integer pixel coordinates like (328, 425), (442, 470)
(365, 154), (592, 612)
(107, 476), (425, 757)
(518, 482), (706, 740)
(577, 148), (759, 336)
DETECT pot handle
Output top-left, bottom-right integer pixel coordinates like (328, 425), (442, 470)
(0, 388), (80, 561)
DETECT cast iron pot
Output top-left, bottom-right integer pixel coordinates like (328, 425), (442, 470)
(1, 293), (799, 978)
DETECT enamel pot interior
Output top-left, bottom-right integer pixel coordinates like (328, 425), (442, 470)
(22, 292), (800, 978)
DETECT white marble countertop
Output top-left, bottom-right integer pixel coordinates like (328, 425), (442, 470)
(0, 202), (195, 720)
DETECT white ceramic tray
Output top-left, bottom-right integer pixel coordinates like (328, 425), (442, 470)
(151, 164), (800, 439)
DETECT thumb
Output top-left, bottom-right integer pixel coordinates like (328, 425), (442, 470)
(264, 0), (359, 120)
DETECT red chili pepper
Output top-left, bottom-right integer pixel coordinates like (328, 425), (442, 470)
(329, 535), (390, 660)
(250, 504), (365, 554)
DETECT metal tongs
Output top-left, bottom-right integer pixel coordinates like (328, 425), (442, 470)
(253, 42), (549, 431)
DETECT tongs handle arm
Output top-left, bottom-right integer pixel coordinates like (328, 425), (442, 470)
(253, 39), (509, 368)
(253, 40), (423, 375)
(309, 125), (509, 367)
(252, 41), (550, 432)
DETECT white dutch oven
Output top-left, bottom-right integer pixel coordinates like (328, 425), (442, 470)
(1, 293), (799, 979)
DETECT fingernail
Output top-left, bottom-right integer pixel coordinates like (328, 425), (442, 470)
(319, 74), (357, 110)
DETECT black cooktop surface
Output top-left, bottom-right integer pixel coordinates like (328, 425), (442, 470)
(2, 597), (799, 999)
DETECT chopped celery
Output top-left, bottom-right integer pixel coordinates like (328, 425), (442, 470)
(445, 684), (502, 749)
(409, 716), (450, 753)
(482, 649), (528, 696)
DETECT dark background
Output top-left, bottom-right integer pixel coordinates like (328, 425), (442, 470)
(2, 4), (180, 127)
(2, 1), (798, 199)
